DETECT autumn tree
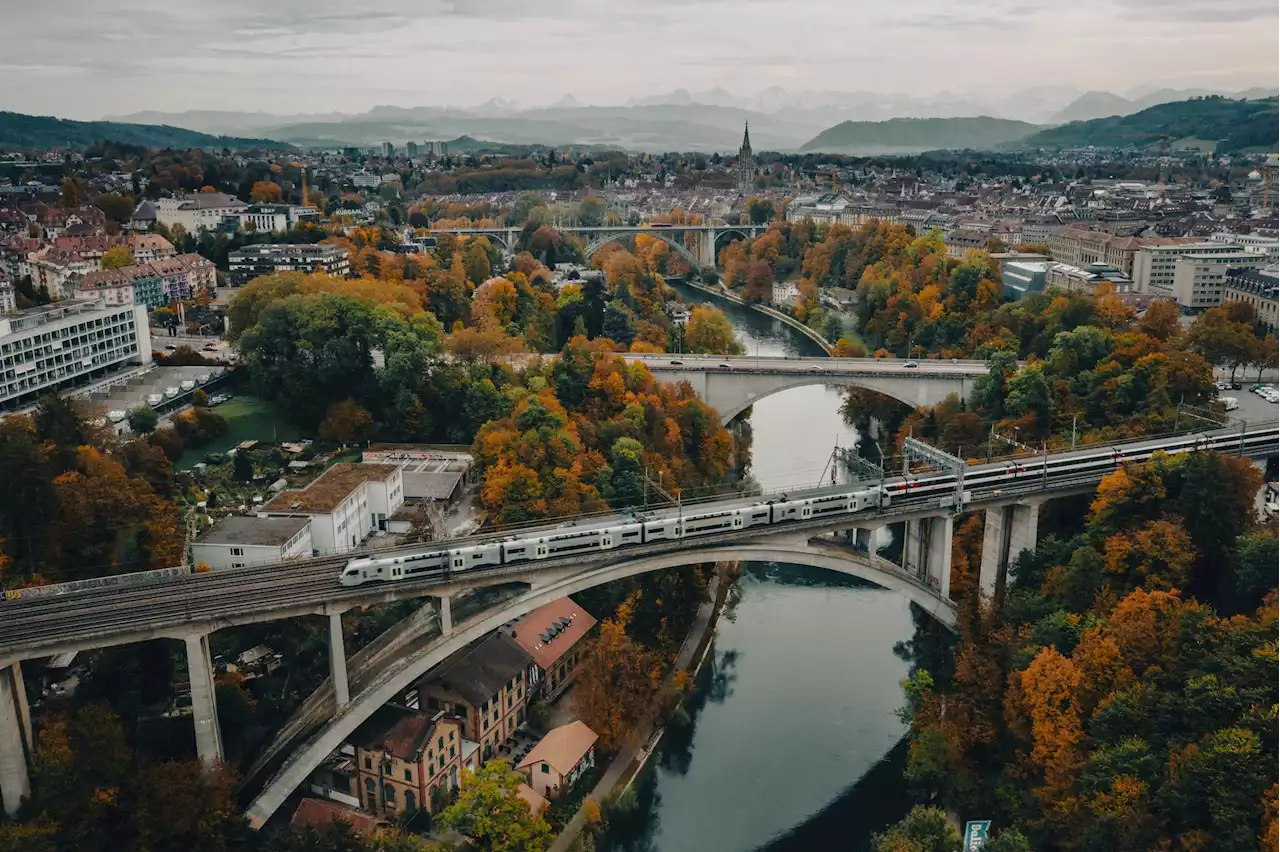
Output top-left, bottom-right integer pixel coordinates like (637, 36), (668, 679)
(683, 305), (745, 355)
(318, 399), (373, 445)
(250, 180), (284, 203)
(100, 245), (135, 270)
(571, 601), (661, 751)
(436, 760), (552, 852)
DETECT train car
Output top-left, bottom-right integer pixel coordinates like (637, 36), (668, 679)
(450, 543), (503, 572)
(771, 498), (811, 523)
(741, 503), (773, 529)
(809, 493), (857, 518)
(545, 528), (608, 557)
(683, 509), (743, 538)
(644, 518), (683, 541)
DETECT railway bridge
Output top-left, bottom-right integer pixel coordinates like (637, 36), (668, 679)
(0, 423), (1275, 821)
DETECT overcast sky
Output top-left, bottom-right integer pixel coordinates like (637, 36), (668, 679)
(1, 0), (1275, 119)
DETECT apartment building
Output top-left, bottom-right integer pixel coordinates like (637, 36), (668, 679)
(0, 298), (151, 410)
(351, 706), (467, 817)
(77, 253), (214, 309)
(1223, 267), (1279, 334)
(260, 462), (404, 554)
(228, 243), (350, 286)
(1048, 226), (1201, 278)
(1170, 252), (1269, 312)
(417, 633), (533, 761)
(1131, 242), (1246, 297)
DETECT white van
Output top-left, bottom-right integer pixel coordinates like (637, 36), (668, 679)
(1221, 396), (1239, 412)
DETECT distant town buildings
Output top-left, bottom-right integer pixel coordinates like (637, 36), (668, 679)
(153, 193), (247, 233)
(1223, 267), (1278, 334)
(228, 243), (350, 286)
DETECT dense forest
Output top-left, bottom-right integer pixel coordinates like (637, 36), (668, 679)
(1017, 96), (1279, 153)
(0, 110), (286, 151)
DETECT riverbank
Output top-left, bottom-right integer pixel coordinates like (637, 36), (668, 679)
(680, 279), (833, 353)
(547, 563), (734, 852)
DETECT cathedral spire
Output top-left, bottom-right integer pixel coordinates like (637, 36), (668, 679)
(738, 121), (753, 194)
(741, 121), (752, 159)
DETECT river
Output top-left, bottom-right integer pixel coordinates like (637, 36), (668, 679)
(597, 286), (923, 851)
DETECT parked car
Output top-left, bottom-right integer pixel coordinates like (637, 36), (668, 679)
(717, 363), (733, 370)
(164, 386), (179, 399)
(180, 380), (195, 391)
(669, 359), (683, 365)
(107, 410), (126, 424)
(146, 393), (164, 406)
(903, 360), (919, 368)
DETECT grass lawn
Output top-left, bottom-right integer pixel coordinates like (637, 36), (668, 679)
(176, 396), (304, 469)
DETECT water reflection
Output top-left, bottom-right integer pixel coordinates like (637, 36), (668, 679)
(601, 564), (933, 852)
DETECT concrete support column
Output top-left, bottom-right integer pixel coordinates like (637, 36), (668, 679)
(437, 595), (452, 634)
(184, 633), (223, 771)
(903, 518), (926, 579)
(979, 502), (1040, 598)
(927, 514), (954, 600)
(0, 664), (31, 817)
(700, 229), (717, 267)
(9, 663), (31, 756)
(328, 612), (350, 709)
(855, 527), (874, 553)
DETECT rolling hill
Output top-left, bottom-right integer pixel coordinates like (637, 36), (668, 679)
(0, 111), (289, 151)
(1019, 96), (1279, 153)
(799, 116), (1040, 154)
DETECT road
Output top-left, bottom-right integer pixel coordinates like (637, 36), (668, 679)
(624, 353), (993, 376)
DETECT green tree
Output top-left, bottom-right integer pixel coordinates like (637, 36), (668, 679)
(127, 406), (158, 434)
(872, 805), (961, 852)
(577, 196), (606, 227)
(60, 177), (79, 208)
(436, 760), (552, 852)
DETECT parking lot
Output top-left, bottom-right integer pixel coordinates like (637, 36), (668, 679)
(86, 366), (230, 426)
(1222, 382), (1280, 424)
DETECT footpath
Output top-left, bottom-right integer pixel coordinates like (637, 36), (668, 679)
(547, 565), (733, 852)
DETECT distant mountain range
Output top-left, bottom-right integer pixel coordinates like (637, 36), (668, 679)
(1019, 96), (1279, 153)
(0, 111), (288, 151)
(1049, 87), (1278, 123)
(800, 117), (1040, 155)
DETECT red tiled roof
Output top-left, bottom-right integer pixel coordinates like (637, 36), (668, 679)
(290, 798), (379, 834)
(508, 598), (597, 670)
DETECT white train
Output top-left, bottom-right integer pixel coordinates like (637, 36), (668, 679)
(337, 424), (1280, 588)
(338, 487), (891, 586)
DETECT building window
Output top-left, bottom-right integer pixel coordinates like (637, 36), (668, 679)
(541, 763), (549, 774)
(384, 784), (396, 805)
(437, 736), (444, 750)
(364, 757), (372, 770)
(365, 778), (375, 792)
(229, 547), (244, 556)
(404, 769), (412, 782)
(405, 790), (416, 812)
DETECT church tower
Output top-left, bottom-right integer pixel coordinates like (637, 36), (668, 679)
(738, 122), (754, 194)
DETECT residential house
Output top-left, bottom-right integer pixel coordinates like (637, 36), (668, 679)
(517, 721), (599, 800)
(73, 270), (137, 307)
(27, 246), (97, 298)
(0, 279), (15, 315)
(417, 633), (532, 761)
(0, 236), (40, 280)
(507, 597), (597, 701)
(944, 229), (987, 258)
(260, 462), (404, 554)
(351, 705), (466, 817)
(190, 515), (312, 569)
(35, 205), (106, 239)
(129, 200), (157, 232)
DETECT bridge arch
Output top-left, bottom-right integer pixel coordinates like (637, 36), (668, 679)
(714, 376), (927, 425)
(582, 230), (701, 269)
(245, 540), (953, 828)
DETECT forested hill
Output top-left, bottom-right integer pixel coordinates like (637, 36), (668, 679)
(1017, 95), (1279, 152)
(799, 116), (1040, 154)
(0, 111), (290, 151)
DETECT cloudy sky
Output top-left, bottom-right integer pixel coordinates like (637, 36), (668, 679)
(1, 0), (1275, 118)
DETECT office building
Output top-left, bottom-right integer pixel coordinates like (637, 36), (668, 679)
(380, 142), (394, 159)
(405, 141), (420, 157)
(227, 243), (351, 286)
(1131, 242), (1245, 297)
(1170, 252), (1269, 312)
(0, 299), (150, 410)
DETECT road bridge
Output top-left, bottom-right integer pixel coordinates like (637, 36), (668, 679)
(0, 423), (1275, 817)
(623, 353), (991, 424)
(427, 224), (765, 268)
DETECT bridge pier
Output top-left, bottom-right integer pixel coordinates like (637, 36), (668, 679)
(184, 633), (224, 771)
(926, 514), (954, 600)
(0, 664), (30, 817)
(902, 518), (926, 579)
(979, 502), (1040, 598)
(328, 612), (350, 709)
(437, 595), (452, 634)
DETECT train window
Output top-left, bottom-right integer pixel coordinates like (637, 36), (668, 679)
(473, 554), (483, 560)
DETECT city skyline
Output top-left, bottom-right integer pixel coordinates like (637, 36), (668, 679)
(1, 0), (1276, 120)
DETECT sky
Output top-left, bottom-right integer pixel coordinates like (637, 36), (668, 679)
(0, 0), (1276, 119)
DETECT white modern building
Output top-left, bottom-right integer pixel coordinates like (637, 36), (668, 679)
(237, 204), (321, 233)
(260, 463), (404, 554)
(1132, 242), (1247, 297)
(0, 298), (151, 410)
(1170, 252), (1269, 312)
(154, 193), (248, 232)
(191, 516), (313, 570)
(228, 243), (351, 286)
(1208, 232), (1280, 261)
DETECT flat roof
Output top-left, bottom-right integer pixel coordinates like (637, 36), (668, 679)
(261, 462), (399, 514)
(195, 515), (309, 547)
